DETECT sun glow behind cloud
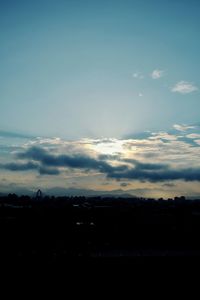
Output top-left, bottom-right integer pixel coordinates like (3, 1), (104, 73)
(88, 139), (125, 155)
(0, 124), (200, 198)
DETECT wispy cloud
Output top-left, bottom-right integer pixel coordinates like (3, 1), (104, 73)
(0, 161), (38, 171)
(151, 69), (164, 79)
(173, 124), (196, 132)
(171, 81), (198, 94)
(132, 72), (144, 79)
(186, 133), (200, 139)
(0, 130), (34, 139)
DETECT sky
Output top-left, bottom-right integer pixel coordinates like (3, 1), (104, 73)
(0, 0), (200, 197)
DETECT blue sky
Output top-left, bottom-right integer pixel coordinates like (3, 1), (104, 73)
(0, 0), (200, 196)
(0, 0), (199, 138)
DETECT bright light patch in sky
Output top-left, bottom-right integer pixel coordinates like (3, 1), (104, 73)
(89, 139), (125, 155)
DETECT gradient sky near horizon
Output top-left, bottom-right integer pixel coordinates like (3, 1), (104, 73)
(0, 0), (200, 197)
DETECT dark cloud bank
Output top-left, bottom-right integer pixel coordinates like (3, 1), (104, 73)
(1, 146), (200, 182)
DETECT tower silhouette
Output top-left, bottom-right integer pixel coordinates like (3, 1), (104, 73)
(36, 189), (43, 200)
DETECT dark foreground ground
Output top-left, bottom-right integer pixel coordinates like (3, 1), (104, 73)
(1, 194), (200, 268)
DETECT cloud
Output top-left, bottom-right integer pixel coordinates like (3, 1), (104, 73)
(123, 159), (168, 170)
(138, 93), (143, 97)
(171, 81), (198, 94)
(186, 133), (200, 139)
(0, 130), (34, 139)
(150, 132), (177, 141)
(173, 124), (196, 132)
(162, 183), (175, 187)
(195, 140), (200, 146)
(151, 69), (164, 79)
(0, 122), (200, 186)
(16, 146), (128, 174)
(39, 167), (60, 175)
(132, 72), (144, 79)
(0, 161), (38, 171)
(9, 145), (200, 182)
(108, 164), (200, 182)
(120, 182), (130, 187)
(0, 159), (59, 175)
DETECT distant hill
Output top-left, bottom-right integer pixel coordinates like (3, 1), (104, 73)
(44, 187), (135, 198)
